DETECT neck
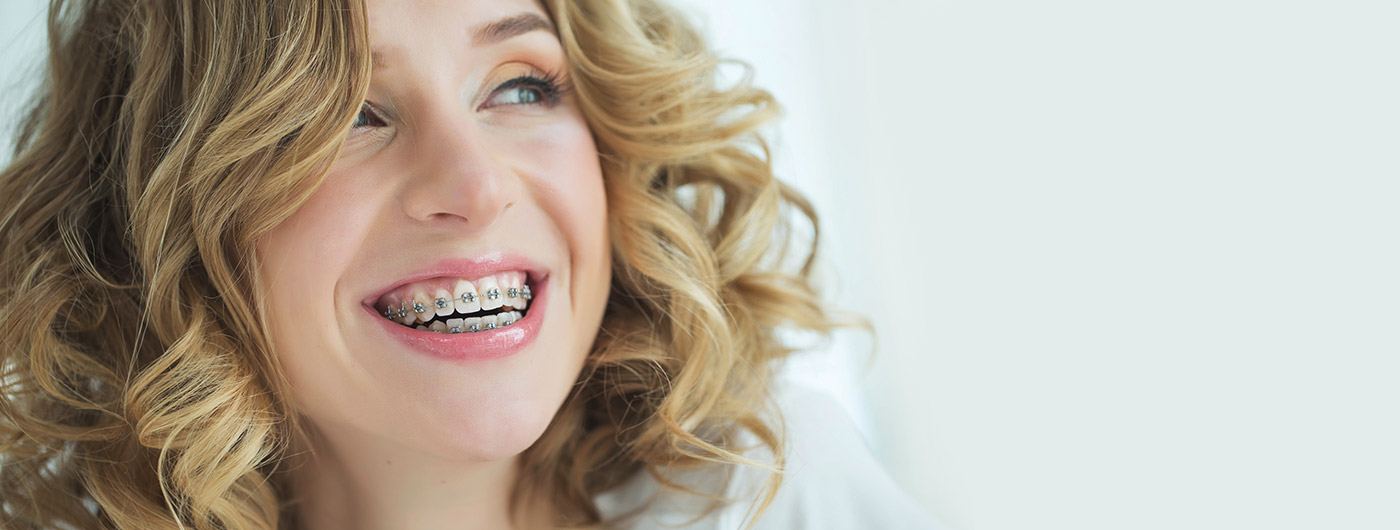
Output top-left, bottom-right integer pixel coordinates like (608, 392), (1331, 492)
(283, 420), (550, 530)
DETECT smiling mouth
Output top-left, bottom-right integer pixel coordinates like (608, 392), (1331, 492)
(373, 271), (534, 334)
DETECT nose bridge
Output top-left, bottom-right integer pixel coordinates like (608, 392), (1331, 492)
(399, 110), (518, 232)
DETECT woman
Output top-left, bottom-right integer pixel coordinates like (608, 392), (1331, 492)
(0, 0), (938, 528)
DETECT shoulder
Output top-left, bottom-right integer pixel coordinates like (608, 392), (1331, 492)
(594, 379), (952, 530)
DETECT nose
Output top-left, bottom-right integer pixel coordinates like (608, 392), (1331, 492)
(398, 115), (520, 234)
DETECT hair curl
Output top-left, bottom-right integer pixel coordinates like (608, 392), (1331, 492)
(0, 0), (849, 528)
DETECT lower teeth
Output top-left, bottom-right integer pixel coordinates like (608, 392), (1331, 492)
(411, 309), (524, 333)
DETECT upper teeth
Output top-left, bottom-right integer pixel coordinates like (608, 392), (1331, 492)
(375, 271), (532, 329)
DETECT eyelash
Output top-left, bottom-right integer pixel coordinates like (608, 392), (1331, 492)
(351, 69), (569, 130)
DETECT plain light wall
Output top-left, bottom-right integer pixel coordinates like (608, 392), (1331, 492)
(4, 2), (1399, 530)
(677, 1), (1400, 530)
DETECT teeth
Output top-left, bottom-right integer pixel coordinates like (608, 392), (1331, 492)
(433, 287), (454, 318)
(454, 279), (481, 314)
(407, 289), (424, 315)
(410, 288), (434, 324)
(478, 277), (502, 311)
(504, 275), (528, 310)
(376, 271), (535, 332)
(396, 298), (416, 326)
(404, 311), (526, 334)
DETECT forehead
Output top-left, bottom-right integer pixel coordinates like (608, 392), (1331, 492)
(364, 0), (553, 68)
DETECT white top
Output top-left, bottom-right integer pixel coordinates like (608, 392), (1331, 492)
(594, 379), (952, 530)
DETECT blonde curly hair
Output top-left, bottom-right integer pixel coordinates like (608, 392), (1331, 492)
(0, 0), (849, 528)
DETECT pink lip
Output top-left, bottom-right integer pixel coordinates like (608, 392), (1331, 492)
(360, 252), (551, 362)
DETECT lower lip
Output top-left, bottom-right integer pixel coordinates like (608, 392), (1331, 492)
(364, 275), (548, 362)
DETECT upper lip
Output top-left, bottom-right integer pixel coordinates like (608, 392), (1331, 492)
(360, 250), (550, 308)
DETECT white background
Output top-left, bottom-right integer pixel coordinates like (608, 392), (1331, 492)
(4, 1), (1398, 529)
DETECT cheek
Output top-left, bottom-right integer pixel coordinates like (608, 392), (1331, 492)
(519, 117), (608, 246)
(256, 175), (376, 408)
(521, 118), (611, 339)
(263, 193), (362, 302)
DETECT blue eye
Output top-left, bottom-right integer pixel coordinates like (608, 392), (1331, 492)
(352, 104), (386, 130)
(484, 71), (567, 109)
(495, 85), (545, 105)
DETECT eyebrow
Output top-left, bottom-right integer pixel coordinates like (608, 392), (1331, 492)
(371, 12), (555, 70)
(472, 12), (555, 47)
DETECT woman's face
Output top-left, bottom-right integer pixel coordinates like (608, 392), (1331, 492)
(256, 0), (609, 462)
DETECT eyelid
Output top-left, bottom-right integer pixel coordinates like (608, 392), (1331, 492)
(477, 63), (568, 110)
(362, 100), (395, 124)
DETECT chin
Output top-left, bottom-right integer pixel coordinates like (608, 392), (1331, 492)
(425, 407), (556, 462)
(400, 369), (574, 463)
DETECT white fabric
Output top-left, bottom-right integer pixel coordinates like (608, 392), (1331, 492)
(594, 379), (951, 530)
